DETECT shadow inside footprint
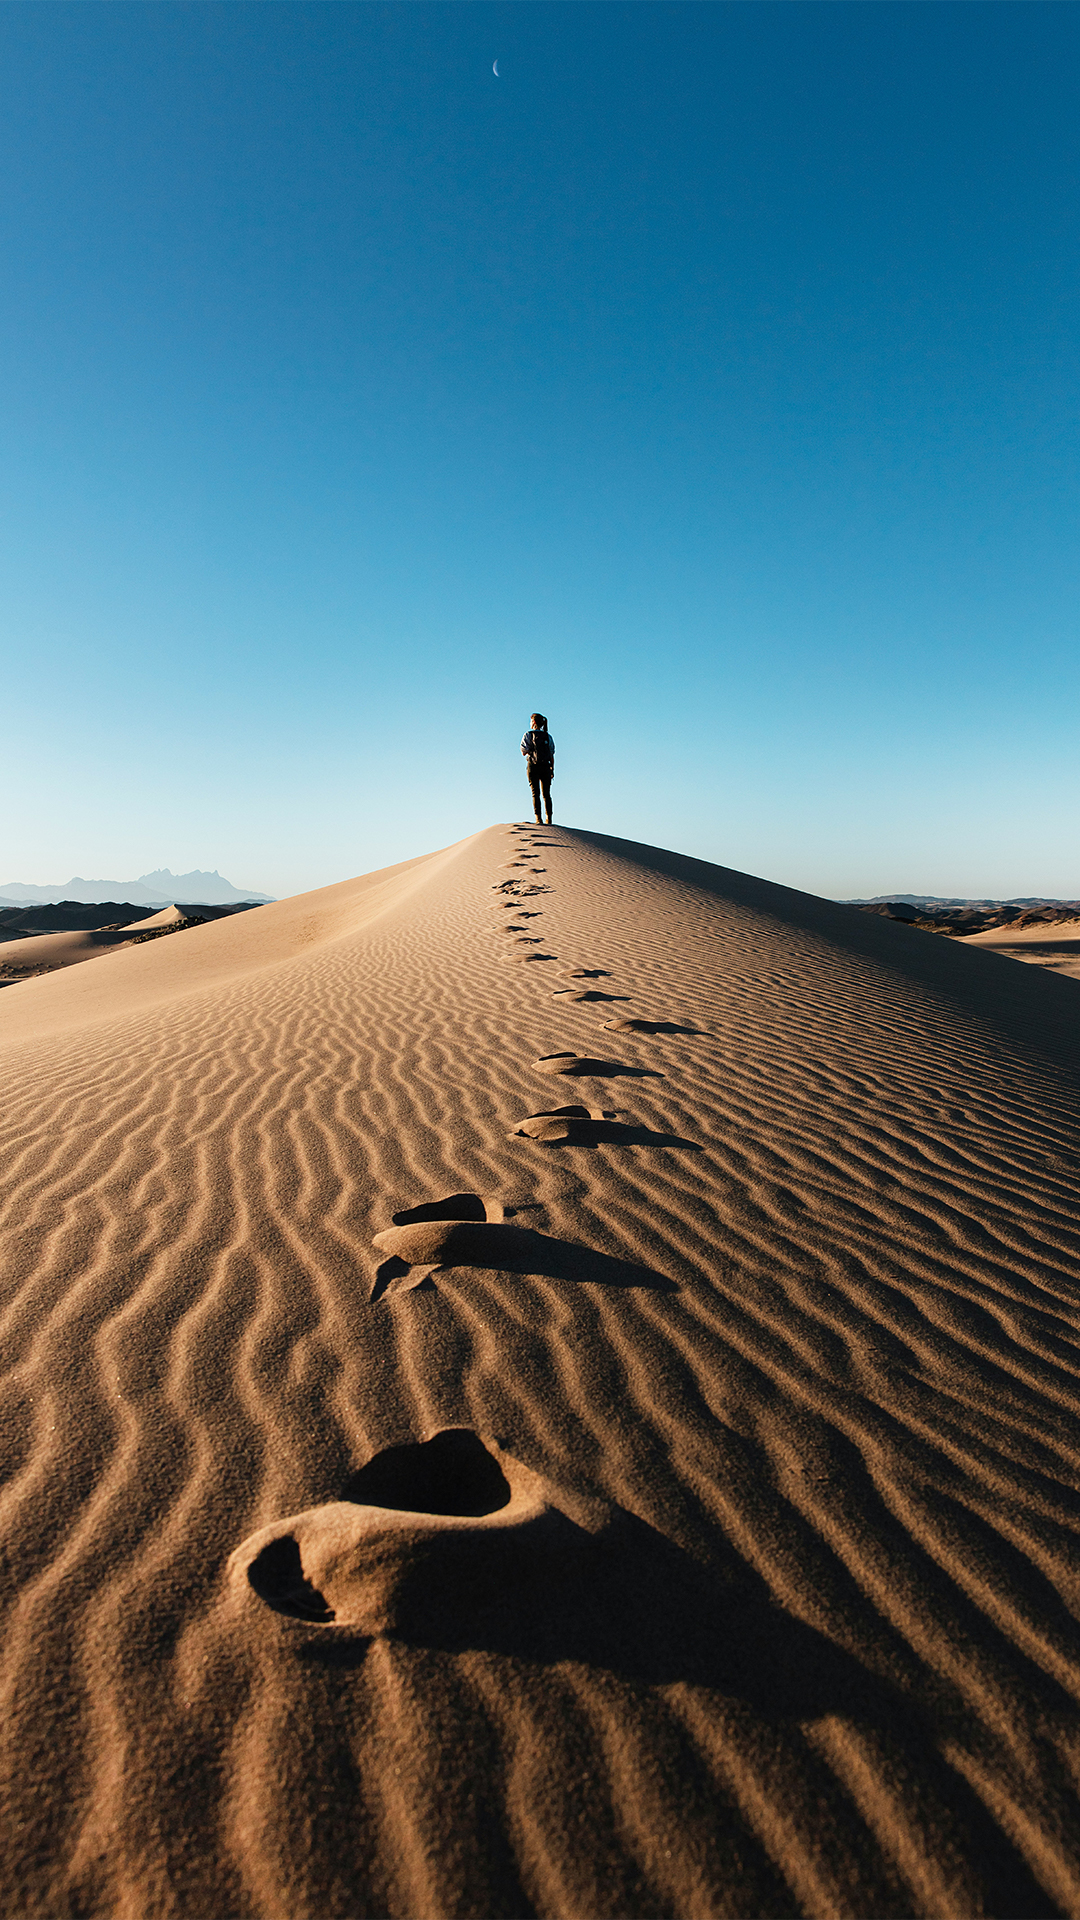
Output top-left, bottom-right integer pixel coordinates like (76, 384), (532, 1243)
(392, 1194), (487, 1226)
(562, 968), (611, 980)
(535, 1053), (660, 1079)
(246, 1536), (336, 1622)
(370, 1219), (676, 1299)
(341, 1429), (512, 1516)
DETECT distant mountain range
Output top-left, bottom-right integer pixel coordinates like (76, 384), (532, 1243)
(844, 896), (1080, 909)
(847, 896), (1080, 937)
(0, 868), (275, 908)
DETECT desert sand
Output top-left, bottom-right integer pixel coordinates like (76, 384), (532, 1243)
(964, 916), (1080, 984)
(3, 822), (1080, 1918)
(0, 905), (186, 985)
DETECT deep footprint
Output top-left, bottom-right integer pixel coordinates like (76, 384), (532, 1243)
(391, 1193), (490, 1225)
(507, 1104), (614, 1142)
(603, 1019), (706, 1036)
(230, 1429), (614, 1637)
(509, 1108), (702, 1150)
(533, 1053), (659, 1078)
(369, 1218), (676, 1299)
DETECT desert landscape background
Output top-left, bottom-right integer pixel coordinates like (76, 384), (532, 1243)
(3, 821), (1080, 1917)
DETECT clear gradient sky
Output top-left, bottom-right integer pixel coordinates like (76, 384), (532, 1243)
(4, 2), (1078, 901)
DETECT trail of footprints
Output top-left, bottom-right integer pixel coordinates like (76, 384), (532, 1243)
(233, 820), (704, 1630)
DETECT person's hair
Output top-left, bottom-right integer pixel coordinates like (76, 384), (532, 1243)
(530, 712), (547, 729)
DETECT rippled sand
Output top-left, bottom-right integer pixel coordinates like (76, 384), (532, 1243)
(3, 822), (1080, 1918)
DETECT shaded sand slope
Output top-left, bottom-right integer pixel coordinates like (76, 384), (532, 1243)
(3, 825), (1080, 1917)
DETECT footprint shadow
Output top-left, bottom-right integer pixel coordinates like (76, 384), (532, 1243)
(509, 1108), (701, 1151)
(235, 1431), (594, 1635)
(370, 1219), (677, 1302)
(535, 1054), (661, 1080)
(551, 989), (630, 1004)
(603, 1019), (706, 1037)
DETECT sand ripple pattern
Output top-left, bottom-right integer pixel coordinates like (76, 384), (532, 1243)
(3, 824), (1080, 1915)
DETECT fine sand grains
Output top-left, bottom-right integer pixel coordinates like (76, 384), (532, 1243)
(4, 823), (1080, 1916)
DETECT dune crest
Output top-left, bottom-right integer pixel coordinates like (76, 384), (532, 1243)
(3, 822), (1080, 1917)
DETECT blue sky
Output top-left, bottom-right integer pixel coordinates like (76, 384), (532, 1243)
(3, 2), (1077, 900)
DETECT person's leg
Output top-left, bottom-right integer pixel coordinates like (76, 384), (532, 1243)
(541, 774), (553, 825)
(528, 768), (543, 822)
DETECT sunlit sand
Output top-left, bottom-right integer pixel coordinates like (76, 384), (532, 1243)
(3, 823), (1079, 1916)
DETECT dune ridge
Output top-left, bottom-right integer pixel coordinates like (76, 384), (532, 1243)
(3, 823), (1080, 1916)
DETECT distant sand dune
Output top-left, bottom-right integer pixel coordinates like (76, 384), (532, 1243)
(965, 916), (1080, 982)
(0, 904), (185, 982)
(3, 824), (1080, 1916)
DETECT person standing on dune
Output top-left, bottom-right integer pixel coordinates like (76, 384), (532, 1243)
(521, 713), (555, 825)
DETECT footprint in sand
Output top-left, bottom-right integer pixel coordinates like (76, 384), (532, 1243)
(368, 1204), (675, 1301)
(505, 951), (558, 964)
(506, 1103), (614, 1141)
(229, 1429), (614, 1635)
(533, 1053), (660, 1079)
(561, 968), (611, 980)
(551, 988), (630, 1004)
(391, 1192), (496, 1224)
(603, 1018), (706, 1036)
(508, 1106), (703, 1150)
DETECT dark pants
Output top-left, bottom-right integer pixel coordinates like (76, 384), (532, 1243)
(528, 765), (553, 822)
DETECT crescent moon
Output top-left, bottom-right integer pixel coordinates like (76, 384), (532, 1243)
(493, 59), (499, 75)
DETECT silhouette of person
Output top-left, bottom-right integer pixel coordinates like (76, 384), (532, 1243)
(521, 713), (554, 825)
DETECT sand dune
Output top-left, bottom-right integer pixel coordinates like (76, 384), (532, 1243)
(3, 823), (1080, 1917)
(0, 904), (187, 985)
(964, 916), (1080, 983)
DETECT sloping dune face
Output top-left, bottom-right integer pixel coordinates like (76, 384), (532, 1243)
(3, 824), (1080, 1918)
